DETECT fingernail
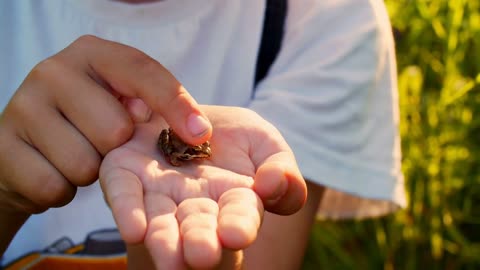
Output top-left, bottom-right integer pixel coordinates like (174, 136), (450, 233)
(187, 113), (210, 137)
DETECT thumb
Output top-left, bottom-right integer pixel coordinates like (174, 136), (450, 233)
(253, 153), (307, 215)
(77, 36), (212, 145)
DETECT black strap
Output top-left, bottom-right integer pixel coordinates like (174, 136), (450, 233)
(254, 0), (288, 87)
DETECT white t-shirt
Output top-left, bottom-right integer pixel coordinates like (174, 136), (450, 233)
(0, 0), (406, 265)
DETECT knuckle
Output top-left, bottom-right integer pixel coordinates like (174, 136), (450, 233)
(6, 90), (34, 120)
(28, 57), (66, 82)
(128, 48), (157, 70)
(9, 57), (68, 118)
(72, 34), (100, 49)
(6, 87), (45, 128)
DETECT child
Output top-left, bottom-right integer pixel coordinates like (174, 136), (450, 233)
(0, 0), (405, 269)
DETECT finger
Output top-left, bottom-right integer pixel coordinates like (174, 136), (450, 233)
(176, 198), (221, 269)
(120, 97), (152, 123)
(67, 35), (212, 145)
(30, 60), (135, 156)
(253, 152), (307, 215)
(99, 167), (146, 244)
(218, 188), (263, 250)
(11, 94), (101, 186)
(144, 192), (186, 270)
(246, 121), (308, 215)
(0, 129), (76, 213)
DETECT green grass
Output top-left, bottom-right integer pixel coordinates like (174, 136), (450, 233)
(303, 1), (480, 269)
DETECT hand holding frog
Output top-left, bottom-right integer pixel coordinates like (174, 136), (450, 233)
(99, 106), (307, 269)
(0, 35), (211, 255)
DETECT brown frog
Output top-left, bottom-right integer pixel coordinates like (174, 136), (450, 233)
(158, 128), (212, 166)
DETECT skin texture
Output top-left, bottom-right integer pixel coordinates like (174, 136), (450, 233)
(99, 105), (307, 269)
(0, 34), (310, 269)
(106, 2), (320, 267)
(126, 182), (324, 270)
(0, 35), (212, 256)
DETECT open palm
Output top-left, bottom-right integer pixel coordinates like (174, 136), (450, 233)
(99, 106), (306, 269)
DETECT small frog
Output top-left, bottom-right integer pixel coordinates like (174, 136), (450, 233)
(158, 128), (212, 166)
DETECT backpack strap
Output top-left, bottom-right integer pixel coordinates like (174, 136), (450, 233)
(254, 0), (288, 87)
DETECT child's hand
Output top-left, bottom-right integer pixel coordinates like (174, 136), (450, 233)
(100, 106), (307, 269)
(0, 35), (211, 217)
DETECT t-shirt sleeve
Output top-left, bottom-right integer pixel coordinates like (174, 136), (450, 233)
(248, 0), (406, 219)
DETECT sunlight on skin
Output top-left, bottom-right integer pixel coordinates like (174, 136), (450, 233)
(99, 106), (306, 269)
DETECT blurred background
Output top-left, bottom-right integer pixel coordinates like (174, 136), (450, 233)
(303, 0), (480, 269)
